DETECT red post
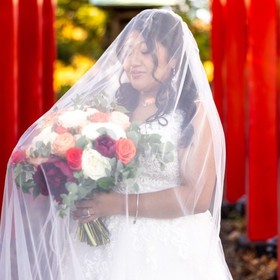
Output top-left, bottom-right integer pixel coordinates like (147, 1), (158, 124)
(277, 1), (280, 277)
(0, 0), (18, 204)
(18, 0), (43, 135)
(247, 0), (278, 241)
(223, 0), (247, 203)
(42, 0), (56, 111)
(0, 0), (55, 212)
(211, 0), (247, 203)
(211, 0), (226, 121)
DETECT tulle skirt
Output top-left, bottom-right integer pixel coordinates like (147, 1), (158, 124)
(62, 211), (232, 280)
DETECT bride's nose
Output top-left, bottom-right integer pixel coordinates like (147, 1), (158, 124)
(128, 49), (142, 66)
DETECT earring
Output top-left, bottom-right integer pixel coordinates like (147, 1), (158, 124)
(172, 68), (176, 81)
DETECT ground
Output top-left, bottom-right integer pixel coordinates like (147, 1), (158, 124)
(220, 204), (278, 280)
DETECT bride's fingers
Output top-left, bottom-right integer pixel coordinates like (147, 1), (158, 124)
(72, 207), (95, 219)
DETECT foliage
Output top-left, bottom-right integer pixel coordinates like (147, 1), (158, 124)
(55, 0), (107, 97)
(55, 1), (212, 98)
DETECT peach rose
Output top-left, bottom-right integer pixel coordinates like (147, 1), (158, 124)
(90, 112), (110, 123)
(116, 138), (136, 164)
(52, 132), (76, 157)
(110, 111), (130, 130)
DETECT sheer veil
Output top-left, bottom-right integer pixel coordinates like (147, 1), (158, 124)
(0, 9), (231, 279)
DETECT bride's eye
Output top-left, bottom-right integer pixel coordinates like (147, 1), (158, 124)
(140, 44), (150, 55)
(119, 46), (132, 61)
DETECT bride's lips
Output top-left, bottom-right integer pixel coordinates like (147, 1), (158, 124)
(129, 70), (144, 79)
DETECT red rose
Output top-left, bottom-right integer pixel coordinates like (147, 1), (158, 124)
(94, 135), (116, 158)
(10, 150), (26, 164)
(116, 138), (136, 164)
(66, 147), (83, 170)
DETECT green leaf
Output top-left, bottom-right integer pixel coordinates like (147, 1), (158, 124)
(36, 141), (44, 149)
(147, 134), (161, 143)
(116, 161), (124, 173)
(74, 170), (84, 180)
(132, 183), (140, 192)
(126, 131), (140, 146)
(76, 135), (88, 149)
(66, 182), (79, 194)
(97, 177), (114, 190)
(160, 141), (174, 153)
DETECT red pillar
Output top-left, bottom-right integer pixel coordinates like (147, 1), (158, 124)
(0, 1), (18, 200)
(211, 0), (247, 203)
(0, 0), (55, 211)
(247, 0), (278, 241)
(42, 0), (56, 112)
(18, 0), (43, 135)
(211, 0), (226, 121)
(223, 0), (247, 203)
(276, 1), (280, 277)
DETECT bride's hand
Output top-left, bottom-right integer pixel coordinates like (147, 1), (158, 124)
(72, 192), (124, 223)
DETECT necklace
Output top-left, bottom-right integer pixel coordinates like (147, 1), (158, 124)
(141, 97), (156, 107)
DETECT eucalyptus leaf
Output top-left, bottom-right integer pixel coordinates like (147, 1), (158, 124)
(97, 177), (115, 190)
(66, 182), (79, 194)
(76, 135), (88, 149)
(126, 131), (140, 146)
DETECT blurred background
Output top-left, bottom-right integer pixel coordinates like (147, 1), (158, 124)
(0, 0), (279, 279)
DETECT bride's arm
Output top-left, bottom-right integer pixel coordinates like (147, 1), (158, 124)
(74, 103), (217, 221)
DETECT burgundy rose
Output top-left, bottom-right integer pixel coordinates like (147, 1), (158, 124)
(33, 157), (76, 204)
(94, 135), (116, 158)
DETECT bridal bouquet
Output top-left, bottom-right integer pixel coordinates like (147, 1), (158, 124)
(11, 95), (174, 247)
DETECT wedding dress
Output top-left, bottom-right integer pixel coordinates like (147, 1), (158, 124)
(62, 112), (231, 280)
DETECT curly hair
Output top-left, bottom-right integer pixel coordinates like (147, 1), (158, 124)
(115, 10), (198, 147)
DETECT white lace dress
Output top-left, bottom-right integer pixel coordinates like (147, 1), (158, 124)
(62, 112), (231, 280)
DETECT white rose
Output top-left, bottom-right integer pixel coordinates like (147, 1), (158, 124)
(32, 126), (58, 145)
(26, 126), (58, 164)
(85, 107), (99, 116)
(110, 111), (130, 130)
(58, 110), (88, 128)
(82, 149), (111, 180)
(82, 122), (126, 141)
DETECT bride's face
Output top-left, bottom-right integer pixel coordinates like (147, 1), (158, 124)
(122, 31), (173, 95)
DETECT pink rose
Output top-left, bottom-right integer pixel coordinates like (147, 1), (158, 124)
(52, 133), (76, 157)
(90, 112), (110, 123)
(54, 124), (68, 134)
(110, 111), (130, 130)
(10, 150), (26, 164)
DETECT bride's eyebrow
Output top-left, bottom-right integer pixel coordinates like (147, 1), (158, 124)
(124, 39), (147, 49)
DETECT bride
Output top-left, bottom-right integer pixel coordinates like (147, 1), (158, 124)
(0, 9), (233, 279)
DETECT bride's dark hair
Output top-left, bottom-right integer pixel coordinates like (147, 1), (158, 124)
(115, 10), (198, 147)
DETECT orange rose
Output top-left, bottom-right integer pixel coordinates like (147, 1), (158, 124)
(52, 132), (76, 157)
(116, 138), (136, 164)
(90, 112), (110, 123)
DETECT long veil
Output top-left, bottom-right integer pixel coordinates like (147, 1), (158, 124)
(0, 9), (231, 279)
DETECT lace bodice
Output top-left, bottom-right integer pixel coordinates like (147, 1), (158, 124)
(132, 111), (183, 193)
